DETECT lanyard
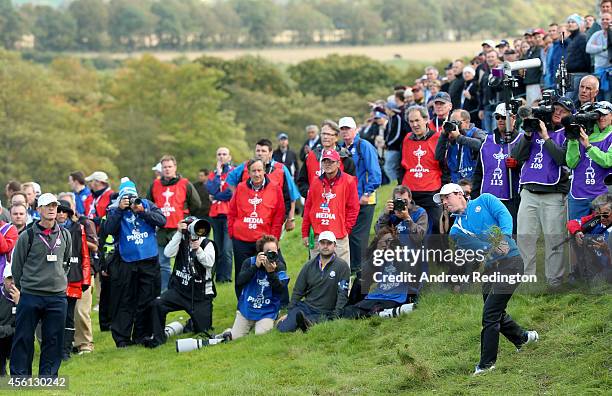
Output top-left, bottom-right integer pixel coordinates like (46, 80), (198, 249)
(39, 230), (60, 254)
(318, 253), (335, 272)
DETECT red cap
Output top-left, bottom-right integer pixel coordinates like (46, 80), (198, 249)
(321, 149), (341, 162)
(533, 28), (545, 35)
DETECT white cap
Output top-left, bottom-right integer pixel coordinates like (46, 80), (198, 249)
(3, 264), (11, 279)
(152, 162), (162, 173)
(85, 171), (109, 183)
(595, 101), (612, 115)
(338, 117), (357, 129)
(493, 103), (508, 117)
(433, 183), (464, 204)
(462, 66), (475, 75)
(318, 231), (337, 243)
(37, 193), (60, 208)
(32, 182), (41, 196)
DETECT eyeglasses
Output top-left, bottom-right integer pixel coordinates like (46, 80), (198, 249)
(495, 115), (505, 120)
(598, 212), (611, 218)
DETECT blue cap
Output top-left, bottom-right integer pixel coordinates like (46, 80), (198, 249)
(119, 177), (138, 198)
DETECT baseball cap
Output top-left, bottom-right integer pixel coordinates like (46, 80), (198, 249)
(433, 183), (464, 204)
(318, 231), (337, 243)
(152, 162), (162, 173)
(533, 28), (545, 35)
(524, 29), (535, 36)
(496, 39), (509, 47)
(85, 171), (109, 183)
(321, 149), (341, 162)
(504, 49), (517, 55)
(338, 117), (357, 129)
(462, 66), (475, 75)
(432, 92), (452, 104)
(481, 39), (496, 48)
(3, 264), (11, 279)
(373, 111), (387, 119)
(37, 193), (60, 208)
(595, 101), (612, 115)
(493, 103), (508, 117)
(277, 132), (289, 140)
(553, 96), (576, 113)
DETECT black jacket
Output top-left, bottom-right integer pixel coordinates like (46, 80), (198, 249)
(461, 78), (480, 118)
(192, 181), (211, 218)
(0, 290), (15, 339)
(565, 30), (591, 73)
(522, 46), (543, 85)
(272, 147), (299, 178)
(299, 136), (321, 162)
(449, 74), (465, 110)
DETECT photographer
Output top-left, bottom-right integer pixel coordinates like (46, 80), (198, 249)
(435, 109), (486, 184)
(434, 184), (538, 375)
(472, 103), (522, 234)
(230, 235), (288, 339)
(146, 217), (216, 348)
(512, 97), (572, 288)
(566, 192), (612, 281)
(566, 101), (612, 219)
(103, 178), (166, 348)
(342, 226), (417, 320)
(375, 185), (428, 248)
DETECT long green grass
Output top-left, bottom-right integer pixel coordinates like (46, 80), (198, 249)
(18, 185), (612, 395)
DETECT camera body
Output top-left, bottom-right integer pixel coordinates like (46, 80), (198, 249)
(442, 120), (462, 135)
(129, 196), (142, 206)
(562, 103), (600, 140)
(583, 235), (606, 250)
(265, 250), (278, 263)
(393, 198), (407, 212)
(523, 89), (556, 133)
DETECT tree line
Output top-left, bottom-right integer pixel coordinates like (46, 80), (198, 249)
(0, 49), (443, 193)
(0, 0), (590, 52)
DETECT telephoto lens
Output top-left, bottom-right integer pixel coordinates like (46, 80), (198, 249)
(175, 337), (226, 353)
(265, 250), (278, 263)
(164, 321), (184, 338)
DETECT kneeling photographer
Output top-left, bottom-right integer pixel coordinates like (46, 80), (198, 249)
(375, 185), (428, 246)
(434, 109), (486, 184)
(230, 235), (289, 339)
(566, 192), (612, 282)
(565, 101), (612, 219)
(145, 217), (216, 348)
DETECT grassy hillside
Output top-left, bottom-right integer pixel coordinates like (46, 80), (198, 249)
(19, 185), (612, 395)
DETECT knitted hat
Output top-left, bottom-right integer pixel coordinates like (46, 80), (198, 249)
(567, 14), (584, 26)
(119, 177), (138, 198)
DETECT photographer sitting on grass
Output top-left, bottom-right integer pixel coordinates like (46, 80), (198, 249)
(145, 217), (216, 348)
(566, 192), (612, 282)
(227, 235), (289, 339)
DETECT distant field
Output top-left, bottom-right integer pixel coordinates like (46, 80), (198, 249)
(74, 40), (485, 64)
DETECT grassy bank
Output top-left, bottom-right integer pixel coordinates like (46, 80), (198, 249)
(20, 185), (612, 395)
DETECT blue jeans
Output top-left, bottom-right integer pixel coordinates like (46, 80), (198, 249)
(209, 215), (233, 282)
(11, 293), (67, 376)
(568, 196), (593, 221)
(384, 150), (401, 183)
(277, 301), (324, 333)
(158, 249), (171, 293)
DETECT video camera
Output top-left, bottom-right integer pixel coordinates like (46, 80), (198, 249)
(562, 103), (601, 140)
(182, 216), (212, 241)
(522, 90), (556, 133)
